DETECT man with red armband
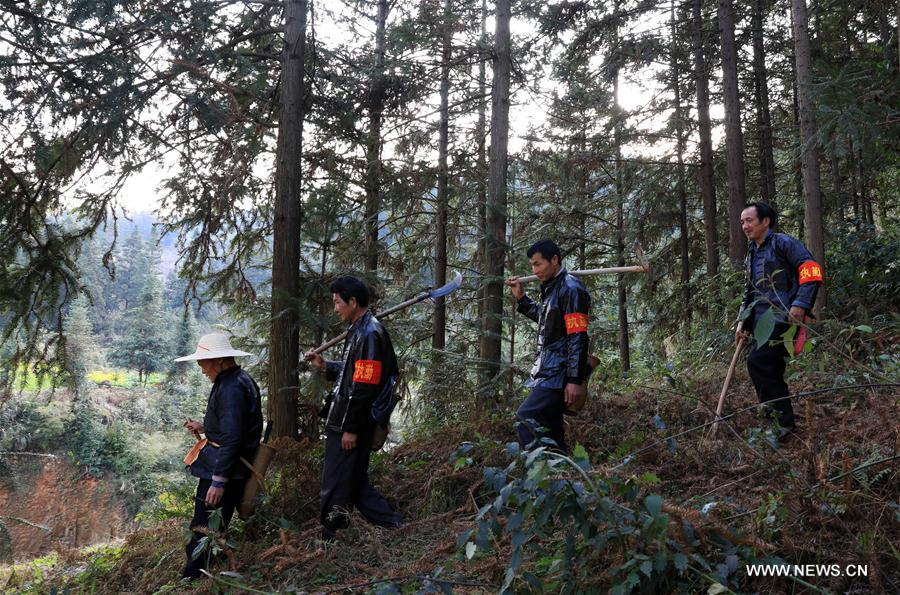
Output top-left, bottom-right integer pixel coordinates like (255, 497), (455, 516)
(736, 202), (823, 440)
(506, 239), (592, 454)
(304, 276), (402, 541)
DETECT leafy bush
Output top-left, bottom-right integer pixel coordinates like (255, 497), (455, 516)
(135, 478), (197, 525)
(120, 391), (161, 427)
(826, 226), (900, 319)
(101, 423), (141, 476)
(460, 443), (770, 593)
(66, 399), (106, 474)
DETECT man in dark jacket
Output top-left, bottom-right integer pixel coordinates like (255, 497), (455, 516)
(175, 333), (263, 580)
(737, 202), (822, 438)
(304, 276), (402, 540)
(506, 240), (592, 453)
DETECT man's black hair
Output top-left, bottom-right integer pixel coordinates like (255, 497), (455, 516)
(526, 239), (563, 265)
(745, 202), (778, 229)
(329, 276), (370, 308)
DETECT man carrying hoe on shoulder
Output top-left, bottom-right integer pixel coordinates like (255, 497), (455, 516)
(304, 276), (402, 541)
(506, 239), (592, 454)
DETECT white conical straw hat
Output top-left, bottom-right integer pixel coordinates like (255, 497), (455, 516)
(174, 332), (253, 362)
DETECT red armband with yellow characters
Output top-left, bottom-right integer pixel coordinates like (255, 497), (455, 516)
(564, 312), (589, 335)
(798, 261), (823, 284)
(352, 360), (382, 384)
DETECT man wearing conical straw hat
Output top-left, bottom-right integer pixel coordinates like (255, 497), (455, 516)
(175, 332), (263, 580)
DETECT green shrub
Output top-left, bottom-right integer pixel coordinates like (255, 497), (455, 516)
(827, 226), (900, 319)
(67, 399), (105, 474)
(461, 443), (767, 593)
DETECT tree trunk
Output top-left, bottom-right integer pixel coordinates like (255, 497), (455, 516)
(790, 29), (804, 237)
(671, 0), (691, 325)
(613, 6), (630, 371)
(831, 151), (843, 224)
(861, 158), (874, 225)
(479, 0), (511, 390)
(751, 0), (777, 207)
(848, 138), (860, 227)
(876, 9), (895, 70)
(269, 0), (307, 439)
(364, 0), (389, 274)
(692, 0), (719, 278)
(475, 0), (488, 328)
(718, 0), (747, 264)
(791, 0), (825, 310)
(316, 220), (331, 347)
(432, 0), (452, 353)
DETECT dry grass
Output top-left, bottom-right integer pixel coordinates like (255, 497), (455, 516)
(9, 363), (897, 593)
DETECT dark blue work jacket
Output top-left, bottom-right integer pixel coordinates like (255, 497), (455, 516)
(322, 311), (399, 434)
(190, 366), (263, 481)
(516, 269), (591, 390)
(739, 230), (822, 329)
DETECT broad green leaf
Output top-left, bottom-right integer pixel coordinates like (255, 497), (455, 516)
(781, 324), (797, 356)
(755, 308), (776, 349)
(190, 536), (210, 561)
(465, 542), (476, 559)
(573, 443), (589, 463)
(640, 472), (660, 485)
(645, 494), (663, 517)
(502, 566), (516, 592)
(855, 324), (873, 333)
(527, 460), (550, 483)
(207, 510), (222, 532)
(654, 550), (667, 572)
(707, 583), (728, 595)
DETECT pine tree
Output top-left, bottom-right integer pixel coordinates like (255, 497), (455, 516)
(111, 274), (170, 384)
(62, 295), (102, 393)
(169, 308), (198, 380)
(64, 298), (105, 473)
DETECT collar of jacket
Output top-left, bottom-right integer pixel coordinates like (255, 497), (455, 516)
(748, 229), (775, 253)
(213, 364), (242, 386)
(347, 309), (373, 333)
(540, 268), (567, 295)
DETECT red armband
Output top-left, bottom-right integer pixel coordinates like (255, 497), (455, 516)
(564, 312), (589, 335)
(798, 261), (823, 284)
(352, 360), (382, 384)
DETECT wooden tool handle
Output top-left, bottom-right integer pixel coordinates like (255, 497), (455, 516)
(710, 335), (745, 437)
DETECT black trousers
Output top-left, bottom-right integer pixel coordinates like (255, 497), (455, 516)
(516, 386), (567, 453)
(320, 425), (402, 534)
(182, 477), (245, 579)
(747, 323), (796, 429)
